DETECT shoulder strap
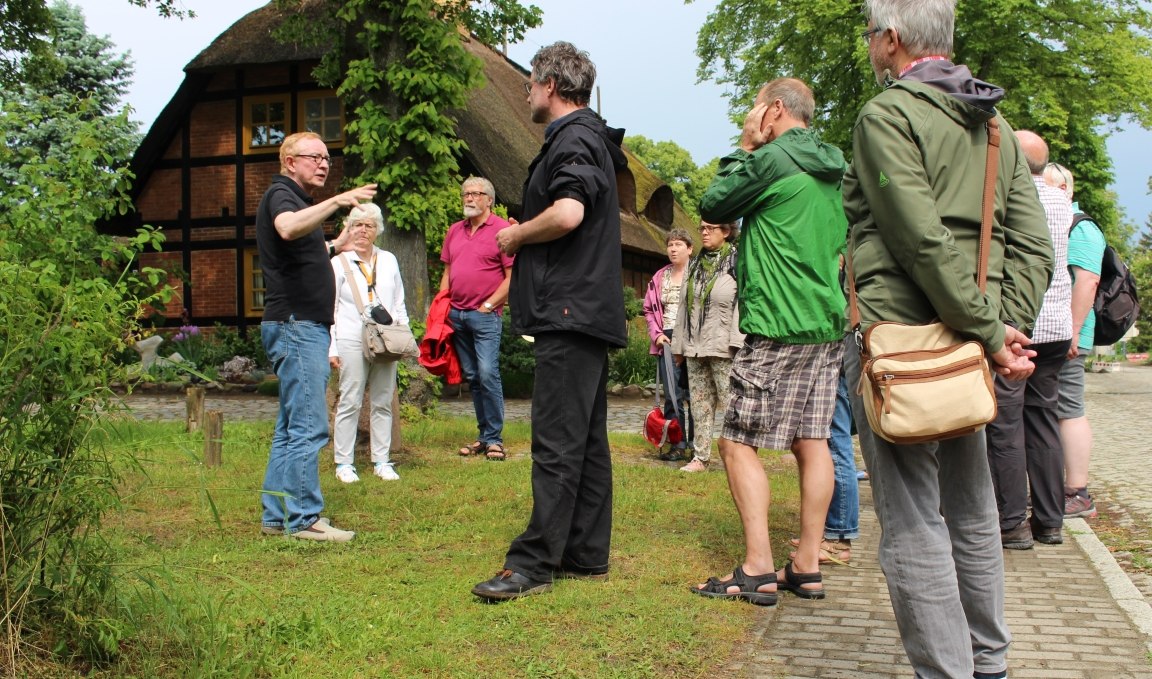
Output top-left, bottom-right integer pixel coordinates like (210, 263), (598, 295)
(1069, 212), (1096, 235)
(338, 254), (367, 313)
(849, 117), (999, 329)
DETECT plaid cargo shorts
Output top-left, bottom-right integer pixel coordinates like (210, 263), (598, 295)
(721, 335), (843, 451)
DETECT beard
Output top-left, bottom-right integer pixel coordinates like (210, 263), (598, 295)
(463, 205), (482, 219)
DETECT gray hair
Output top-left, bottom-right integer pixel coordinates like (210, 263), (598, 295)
(530, 41), (596, 106)
(1044, 162), (1075, 199)
(344, 202), (384, 232)
(666, 228), (693, 248)
(865, 0), (955, 59)
(462, 176), (495, 200)
(759, 78), (815, 126)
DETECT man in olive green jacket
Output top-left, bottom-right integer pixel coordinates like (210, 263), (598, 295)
(844, 1), (1053, 677)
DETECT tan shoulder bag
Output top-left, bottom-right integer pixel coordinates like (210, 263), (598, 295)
(847, 118), (1001, 445)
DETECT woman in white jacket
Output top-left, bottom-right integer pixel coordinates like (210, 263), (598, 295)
(329, 203), (409, 482)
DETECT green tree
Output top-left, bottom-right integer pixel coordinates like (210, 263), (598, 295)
(623, 134), (718, 222)
(277, 0), (541, 313)
(692, 0), (1152, 243)
(1, 1), (139, 188)
(0, 0), (190, 86)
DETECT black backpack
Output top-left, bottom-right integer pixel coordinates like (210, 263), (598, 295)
(1070, 213), (1141, 345)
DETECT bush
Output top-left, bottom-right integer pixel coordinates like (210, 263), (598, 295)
(608, 318), (654, 386)
(0, 100), (172, 666)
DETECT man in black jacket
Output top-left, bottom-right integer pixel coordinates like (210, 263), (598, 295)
(472, 41), (627, 601)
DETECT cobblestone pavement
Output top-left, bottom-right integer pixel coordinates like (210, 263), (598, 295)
(119, 366), (1152, 677)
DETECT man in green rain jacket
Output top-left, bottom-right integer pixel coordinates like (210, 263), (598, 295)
(691, 77), (849, 606)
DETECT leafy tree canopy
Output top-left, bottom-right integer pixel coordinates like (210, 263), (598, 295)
(2, 1), (139, 192)
(624, 134), (718, 223)
(693, 0), (1152, 243)
(0, 0), (189, 87)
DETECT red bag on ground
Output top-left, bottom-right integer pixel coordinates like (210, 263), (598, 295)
(643, 351), (684, 450)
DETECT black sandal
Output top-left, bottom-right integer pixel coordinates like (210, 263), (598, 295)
(691, 565), (777, 606)
(485, 444), (506, 461)
(778, 562), (825, 600)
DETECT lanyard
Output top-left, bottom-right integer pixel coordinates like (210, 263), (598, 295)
(355, 253), (377, 303)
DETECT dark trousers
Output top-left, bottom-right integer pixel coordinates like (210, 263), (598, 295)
(985, 339), (1071, 531)
(504, 331), (613, 581)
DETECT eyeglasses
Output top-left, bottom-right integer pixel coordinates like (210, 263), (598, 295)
(462, 191), (489, 199)
(699, 224), (722, 233)
(295, 153), (331, 165)
(1045, 162), (1071, 186)
(860, 26), (883, 44)
(350, 221), (376, 231)
(523, 82), (533, 95)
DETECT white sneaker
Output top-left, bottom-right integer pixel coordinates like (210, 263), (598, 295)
(335, 464), (360, 483)
(374, 462), (400, 481)
(289, 520), (355, 543)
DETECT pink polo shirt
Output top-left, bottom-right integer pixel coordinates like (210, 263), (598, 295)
(440, 213), (514, 311)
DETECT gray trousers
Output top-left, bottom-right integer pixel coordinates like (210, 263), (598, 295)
(846, 342), (1011, 678)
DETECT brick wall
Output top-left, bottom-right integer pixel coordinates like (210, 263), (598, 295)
(137, 168), (181, 222)
(190, 250), (237, 317)
(189, 164), (237, 219)
(188, 101), (236, 158)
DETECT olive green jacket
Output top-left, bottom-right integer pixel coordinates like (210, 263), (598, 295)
(843, 75), (1053, 354)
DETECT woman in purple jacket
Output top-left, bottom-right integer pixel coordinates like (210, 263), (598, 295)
(642, 228), (694, 460)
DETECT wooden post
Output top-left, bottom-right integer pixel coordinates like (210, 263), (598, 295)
(186, 386), (205, 432)
(203, 410), (223, 467)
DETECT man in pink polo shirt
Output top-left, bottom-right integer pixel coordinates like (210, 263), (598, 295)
(440, 176), (514, 461)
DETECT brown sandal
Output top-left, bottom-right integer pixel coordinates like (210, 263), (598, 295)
(458, 441), (484, 456)
(788, 538), (851, 565)
(485, 443), (506, 461)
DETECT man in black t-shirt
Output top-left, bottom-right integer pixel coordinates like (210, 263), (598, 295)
(256, 131), (376, 543)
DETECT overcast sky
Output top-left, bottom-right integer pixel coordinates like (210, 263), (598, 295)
(74, 0), (1151, 228)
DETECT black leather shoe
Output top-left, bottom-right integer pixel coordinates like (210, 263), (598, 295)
(1033, 525), (1063, 545)
(471, 569), (552, 602)
(1001, 520), (1033, 550)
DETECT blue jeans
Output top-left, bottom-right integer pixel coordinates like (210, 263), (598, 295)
(826, 368), (860, 540)
(449, 308), (505, 445)
(260, 319), (330, 533)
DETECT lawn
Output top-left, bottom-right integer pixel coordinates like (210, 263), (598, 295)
(87, 411), (803, 678)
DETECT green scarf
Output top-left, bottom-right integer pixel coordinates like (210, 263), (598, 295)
(683, 241), (735, 337)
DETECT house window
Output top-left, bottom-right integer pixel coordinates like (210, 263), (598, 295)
(243, 249), (265, 316)
(245, 95), (288, 150)
(300, 92), (344, 146)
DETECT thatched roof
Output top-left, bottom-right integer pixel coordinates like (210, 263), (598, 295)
(142, 1), (695, 256)
(186, 0), (329, 70)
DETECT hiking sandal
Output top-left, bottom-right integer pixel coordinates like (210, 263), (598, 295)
(788, 538), (852, 565)
(777, 562), (825, 600)
(485, 443), (506, 461)
(691, 565), (777, 606)
(458, 441), (483, 456)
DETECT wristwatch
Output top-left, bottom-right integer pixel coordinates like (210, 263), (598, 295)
(327, 241), (337, 258)
(482, 302), (494, 310)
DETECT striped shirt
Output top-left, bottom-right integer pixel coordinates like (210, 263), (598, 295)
(1030, 176), (1073, 343)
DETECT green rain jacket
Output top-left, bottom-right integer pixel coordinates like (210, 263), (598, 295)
(700, 127), (849, 344)
(842, 64), (1053, 354)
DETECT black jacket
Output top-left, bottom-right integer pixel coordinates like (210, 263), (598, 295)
(510, 108), (628, 347)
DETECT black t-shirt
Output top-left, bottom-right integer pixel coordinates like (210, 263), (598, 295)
(256, 175), (336, 324)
